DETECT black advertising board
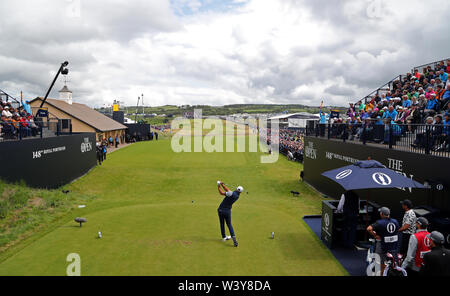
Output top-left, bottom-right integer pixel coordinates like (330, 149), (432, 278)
(0, 133), (97, 188)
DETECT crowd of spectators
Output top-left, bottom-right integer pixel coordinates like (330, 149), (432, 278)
(1, 99), (39, 140)
(261, 128), (305, 162)
(325, 59), (450, 152)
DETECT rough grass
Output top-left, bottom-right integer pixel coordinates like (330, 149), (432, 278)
(0, 137), (347, 276)
(0, 180), (96, 253)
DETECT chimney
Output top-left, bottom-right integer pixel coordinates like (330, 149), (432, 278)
(59, 85), (73, 105)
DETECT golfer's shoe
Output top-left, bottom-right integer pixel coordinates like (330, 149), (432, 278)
(232, 236), (238, 247)
(222, 236), (231, 241)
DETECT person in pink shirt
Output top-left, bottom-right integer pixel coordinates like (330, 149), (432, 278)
(425, 86), (435, 99)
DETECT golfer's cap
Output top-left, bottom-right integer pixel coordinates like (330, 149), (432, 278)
(416, 217), (429, 227)
(379, 207), (390, 216)
(400, 199), (413, 208)
(237, 186), (244, 193)
(427, 231), (445, 244)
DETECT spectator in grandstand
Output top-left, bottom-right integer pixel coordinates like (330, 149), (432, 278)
(402, 95), (411, 108)
(18, 114), (31, 137)
(443, 112), (450, 152)
(382, 105), (397, 121)
(22, 100), (32, 115)
(395, 106), (408, 123)
(444, 112), (450, 135)
(406, 105), (421, 132)
(0, 114), (15, 139)
(435, 84), (445, 104)
(430, 115), (445, 151)
(420, 231), (450, 276)
(439, 69), (448, 84)
(411, 117), (434, 149)
(425, 86), (435, 99)
(424, 94), (439, 118)
(398, 199), (417, 256)
(443, 84), (450, 108)
(401, 217), (430, 276)
(2, 106), (12, 118)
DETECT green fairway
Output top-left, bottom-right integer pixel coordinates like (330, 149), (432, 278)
(0, 138), (347, 276)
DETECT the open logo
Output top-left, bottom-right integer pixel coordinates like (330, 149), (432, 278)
(336, 169), (352, 180)
(324, 213), (330, 228)
(372, 172), (392, 186)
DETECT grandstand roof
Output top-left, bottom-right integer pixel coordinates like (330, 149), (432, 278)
(268, 112), (319, 120)
(30, 97), (127, 132)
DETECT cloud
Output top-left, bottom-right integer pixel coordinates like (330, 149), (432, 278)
(0, 0), (449, 108)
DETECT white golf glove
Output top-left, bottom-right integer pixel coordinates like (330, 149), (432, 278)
(217, 181), (221, 185)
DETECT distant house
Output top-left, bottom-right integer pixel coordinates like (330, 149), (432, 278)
(268, 112), (319, 129)
(29, 85), (127, 142)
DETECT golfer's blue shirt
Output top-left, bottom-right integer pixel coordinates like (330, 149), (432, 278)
(218, 191), (240, 211)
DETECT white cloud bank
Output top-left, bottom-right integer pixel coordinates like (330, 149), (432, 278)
(0, 0), (449, 107)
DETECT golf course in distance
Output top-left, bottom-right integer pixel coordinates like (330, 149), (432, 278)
(0, 136), (347, 276)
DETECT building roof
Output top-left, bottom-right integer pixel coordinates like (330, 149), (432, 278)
(59, 85), (72, 93)
(268, 112), (320, 120)
(31, 97), (127, 132)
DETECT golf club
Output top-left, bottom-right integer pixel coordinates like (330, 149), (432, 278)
(219, 181), (249, 195)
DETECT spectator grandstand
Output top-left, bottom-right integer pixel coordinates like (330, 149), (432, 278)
(0, 95), (39, 141)
(307, 58), (450, 158)
(261, 127), (305, 162)
(1, 94), (71, 141)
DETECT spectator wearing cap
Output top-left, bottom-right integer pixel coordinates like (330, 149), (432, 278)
(367, 207), (400, 274)
(2, 106), (12, 118)
(398, 200), (417, 256)
(420, 231), (450, 276)
(401, 217), (431, 276)
(382, 105), (397, 121)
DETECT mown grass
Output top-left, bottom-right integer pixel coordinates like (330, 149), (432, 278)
(0, 137), (347, 276)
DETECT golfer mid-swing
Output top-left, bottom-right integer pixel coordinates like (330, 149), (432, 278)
(217, 181), (243, 247)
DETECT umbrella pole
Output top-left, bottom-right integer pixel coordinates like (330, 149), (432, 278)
(365, 191), (370, 241)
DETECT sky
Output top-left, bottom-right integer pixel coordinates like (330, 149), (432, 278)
(0, 0), (449, 108)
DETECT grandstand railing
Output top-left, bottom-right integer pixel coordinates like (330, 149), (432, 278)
(305, 120), (450, 158)
(0, 118), (72, 141)
(354, 58), (449, 106)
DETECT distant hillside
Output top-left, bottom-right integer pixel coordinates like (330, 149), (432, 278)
(99, 104), (346, 117)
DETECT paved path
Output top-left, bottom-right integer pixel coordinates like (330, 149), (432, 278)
(107, 143), (133, 154)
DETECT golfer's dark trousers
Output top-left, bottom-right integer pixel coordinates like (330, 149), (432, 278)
(218, 209), (235, 238)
